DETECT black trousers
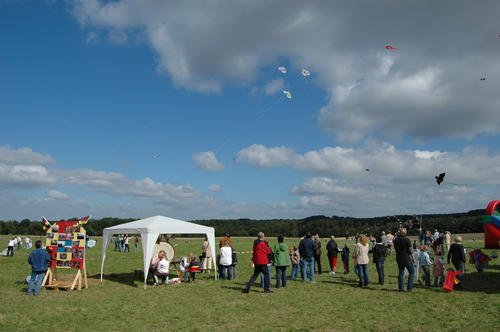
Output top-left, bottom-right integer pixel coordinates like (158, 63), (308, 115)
(245, 264), (270, 291)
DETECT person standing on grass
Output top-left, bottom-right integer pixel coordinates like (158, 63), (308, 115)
(7, 237), (16, 256)
(355, 235), (370, 287)
(299, 232), (316, 283)
(326, 235), (339, 274)
(201, 235), (212, 274)
(341, 243), (350, 274)
(134, 236), (139, 252)
(372, 236), (388, 285)
(386, 232), (394, 255)
(445, 231), (451, 253)
(243, 232), (271, 293)
(418, 246), (432, 287)
(448, 236), (466, 289)
(393, 228), (414, 292)
(123, 235), (130, 252)
(27, 240), (51, 296)
(290, 246), (300, 280)
(273, 235), (290, 288)
(313, 234), (322, 275)
(219, 243), (233, 280)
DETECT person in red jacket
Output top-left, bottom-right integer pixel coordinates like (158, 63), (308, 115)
(243, 232), (271, 293)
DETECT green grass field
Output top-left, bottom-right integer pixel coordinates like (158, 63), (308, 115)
(0, 234), (499, 331)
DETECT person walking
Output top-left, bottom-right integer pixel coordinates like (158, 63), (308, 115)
(393, 228), (414, 292)
(326, 236), (339, 274)
(273, 235), (290, 288)
(7, 237), (16, 256)
(27, 240), (51, 296)
(299, 233), (316, 283)
(243, 232), (271, 293)
(372, 236), (388, 285)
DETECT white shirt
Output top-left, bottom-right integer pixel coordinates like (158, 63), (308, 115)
(219, 246), (232, 266)
(8, 239), (16, 247)
(157, 259), (169, 274)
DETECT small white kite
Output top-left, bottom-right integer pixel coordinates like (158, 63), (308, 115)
(278, 66), (287, 74)
(301, 68), (310, 77)
(283, 90), (292, 99)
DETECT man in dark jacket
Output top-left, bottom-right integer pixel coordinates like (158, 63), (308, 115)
(27, 240), (51, 296)
(243, 232), (271, 293)
(326, 236), (339, 274)
(393, 228), (414, 292)
(299, 233), (316, 282)
(372, 236), (388, 285)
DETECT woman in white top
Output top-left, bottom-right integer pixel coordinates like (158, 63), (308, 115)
(219, 244), (233, 280)
(355, 235), (370, 287)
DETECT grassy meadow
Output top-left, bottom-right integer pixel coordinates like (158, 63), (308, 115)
(0, 234), (499, 331)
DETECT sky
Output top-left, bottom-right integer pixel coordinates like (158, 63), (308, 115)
(1, 0), (500, 221)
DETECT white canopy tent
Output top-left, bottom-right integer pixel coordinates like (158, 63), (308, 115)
(100, 215), (217, 288)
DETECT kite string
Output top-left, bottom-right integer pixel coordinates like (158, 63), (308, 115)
(215, 94), (284, 153)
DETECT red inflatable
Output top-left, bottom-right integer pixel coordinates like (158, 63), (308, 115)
(484, 200), (500, 249)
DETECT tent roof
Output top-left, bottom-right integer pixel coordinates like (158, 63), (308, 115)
(103, 215), (214, 234)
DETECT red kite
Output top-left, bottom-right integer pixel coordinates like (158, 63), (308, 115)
(384, 45), (399, 51)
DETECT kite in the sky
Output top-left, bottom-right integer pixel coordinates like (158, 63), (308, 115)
(435, 172), (446, 185)
(365, 168), (370, 172)
(480, 77), (486, 81)
(384, 45), (399, 51)
(278, 66), (287, 74)
(283, 90), (292, 99)
(301, 68), (311, 77)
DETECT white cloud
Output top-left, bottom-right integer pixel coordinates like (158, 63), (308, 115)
(192, 151), (224, 171)
(108, 29), (128, 44)
(236, 144), (295, 167)
(46, 190), (70, 200)
(71, 0), (500, 139)
(208, 184), (222, 192)
(0, 145), (54, 165)
(264, 78), (284, 95)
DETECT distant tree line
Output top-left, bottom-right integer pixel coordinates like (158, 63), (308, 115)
(0, 209), (485, 237)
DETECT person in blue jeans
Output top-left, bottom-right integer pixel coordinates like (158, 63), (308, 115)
(27, 240), (51, 296)
(298, 233), (316, 282)
(393, 228), (414, 292)
(289, 246), (300, 280)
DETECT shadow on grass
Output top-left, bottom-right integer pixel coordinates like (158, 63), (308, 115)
(98, 272), (141, 287)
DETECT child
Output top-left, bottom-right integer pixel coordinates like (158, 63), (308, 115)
(469, 248), (491, 279)
(180, 255), (190, 281)
(153, 250), (169, 286)
(289, 246), (300, 280)
(188, 255), (201, 282)
(432, 250), (445, 287)
(418, 246), (432, 287)
(341, 244), (350, 274)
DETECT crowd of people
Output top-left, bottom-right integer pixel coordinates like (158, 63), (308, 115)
(238, 228), (473, 294)
(3, 235), (31, 256)
(16, 226), (490, 295)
